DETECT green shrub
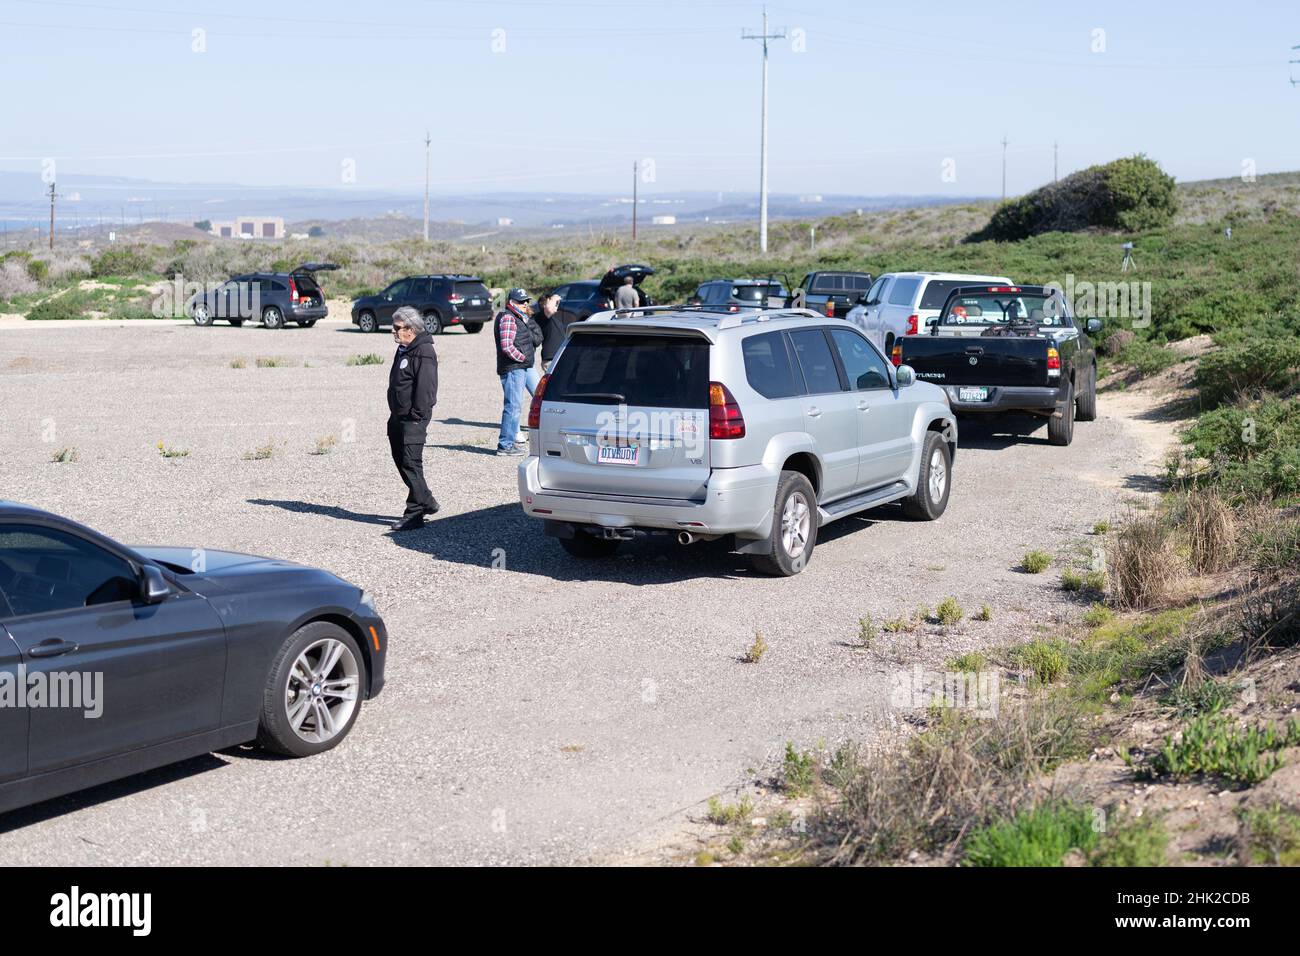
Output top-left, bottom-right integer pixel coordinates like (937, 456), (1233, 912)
(936, 598), (964, 626)
(1183, 397), (1300, 501)
(91, 245), (152, 278)
(1243, 519), (1300, 574)
(951, 652), (987, 673)
(1117, 339), (1179, 377)
(25, 258), (49, 283)
(1194, 339), (1300, 408)
(1014, 640), (1069, 684)
(1022, 550), (1051, 574)
(968, 154), (1176, 242)
(963, 802), (1099, 867)
(1142, 714), (1300, 786)
(1237, 803), (1300, 865)
(346, 353), (384, 366)
(26, 291), (91, 320)
(781, 743), (817, 796)
(1091, 813), (1169, 866)
(1082, 603), (1114, 627)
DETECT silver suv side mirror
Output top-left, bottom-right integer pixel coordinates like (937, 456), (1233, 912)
(895, 364), (916, 387)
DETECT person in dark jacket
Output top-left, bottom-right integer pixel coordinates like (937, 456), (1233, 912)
(535, 291), (566, 372)
(386, 306), (439, 531)
(494, 288), (538, 457)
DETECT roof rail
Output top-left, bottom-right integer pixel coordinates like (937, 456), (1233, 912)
(599, 305), (830, 321)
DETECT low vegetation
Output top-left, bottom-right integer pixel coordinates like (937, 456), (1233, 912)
(1022, 550), (1051, 574)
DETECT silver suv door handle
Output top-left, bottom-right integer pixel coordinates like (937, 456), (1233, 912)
(806, 405), (822, 418)
(857, 400), (870, 411)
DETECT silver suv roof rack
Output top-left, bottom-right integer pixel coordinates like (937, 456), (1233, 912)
(601, 305), (829, 322)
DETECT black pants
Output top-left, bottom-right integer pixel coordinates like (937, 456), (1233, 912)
(387, 417), (437, 518)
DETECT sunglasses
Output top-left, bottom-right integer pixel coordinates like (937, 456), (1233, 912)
(392, 324), (408, 332)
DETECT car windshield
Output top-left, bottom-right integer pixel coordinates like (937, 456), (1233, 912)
(733, 284), (782, 301)
(941, 293), (1069, 327)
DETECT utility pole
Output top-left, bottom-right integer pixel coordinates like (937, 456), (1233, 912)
(631, 160), (638, 242)
(47, 181), (57, 250)
(1001, 135), (1009, 200)
(1290, 45), (1300, 85)
(1053, 141), (1059, 183)
(423, 131), (431, 243)
(743, 8), (785, 254)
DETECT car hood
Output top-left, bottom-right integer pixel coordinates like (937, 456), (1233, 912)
(131, 546), (354, 593)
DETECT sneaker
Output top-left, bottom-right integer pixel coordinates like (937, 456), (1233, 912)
(496, 445), (525, 457)
(391, 513), (426, 532)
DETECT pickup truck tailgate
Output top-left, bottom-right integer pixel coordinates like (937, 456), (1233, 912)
(901, 336), (1051, 387)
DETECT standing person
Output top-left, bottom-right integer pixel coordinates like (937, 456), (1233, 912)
(535, 291), (566, 373)
(386, 306), (439, 531)
(614, 274), (639, 310)
(494, 288), (536, 457)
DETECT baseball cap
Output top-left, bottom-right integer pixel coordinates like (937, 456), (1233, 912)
(507, 288), (531, 304)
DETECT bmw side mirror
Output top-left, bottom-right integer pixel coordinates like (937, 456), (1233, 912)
(139, 565), (171, 605)
(895, 364), (916, 387)
(1086, 318), (1103, 334)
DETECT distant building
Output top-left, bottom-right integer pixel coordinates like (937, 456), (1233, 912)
(651, 215), (677, 225)
(210, 216), (285, 239)
(798, 194), (824, 204)
(496, 217), (514, 227)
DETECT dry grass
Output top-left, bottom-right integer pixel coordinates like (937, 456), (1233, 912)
(1174, 489), (1237, 574)
(1109, 510), (1185, 610)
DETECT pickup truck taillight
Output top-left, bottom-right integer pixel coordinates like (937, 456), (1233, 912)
(824, 299), (835, 317)
(527, 374), (549, 429)
(1047, 347), (1061, 376)
(890, 343), (903, 367)
(708, 382), (745, 439)
(905, 314), (919, 335)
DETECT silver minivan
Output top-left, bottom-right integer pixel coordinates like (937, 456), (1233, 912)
(518, 308), (957, 575)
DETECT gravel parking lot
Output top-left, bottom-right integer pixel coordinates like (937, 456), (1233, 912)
(0, 318), (1170, 864)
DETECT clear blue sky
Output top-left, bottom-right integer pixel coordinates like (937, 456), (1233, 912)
(1, 0), (1297, 197)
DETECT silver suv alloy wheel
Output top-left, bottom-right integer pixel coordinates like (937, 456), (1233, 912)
(781, 490), (811, 560)
(927, 447), (947, 502)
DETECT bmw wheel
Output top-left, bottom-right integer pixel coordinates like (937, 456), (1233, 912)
(257, 621), (365, 757)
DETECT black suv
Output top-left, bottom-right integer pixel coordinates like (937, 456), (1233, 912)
(350, 275), (492, 334)
(687, 278), (788, 312)
(188, 263), (338, 329)
(553, 264), (655, 325)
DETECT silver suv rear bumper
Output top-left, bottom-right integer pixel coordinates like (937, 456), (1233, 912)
(518, 456), (779, 539)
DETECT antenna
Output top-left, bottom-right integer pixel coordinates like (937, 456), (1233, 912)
(742, 7), (786, 254)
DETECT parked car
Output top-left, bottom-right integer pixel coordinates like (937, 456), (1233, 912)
(188, 263), (339, 329)
(846, 272), (1012, 354)
(788, 271), (874, 318)
(351, 274), (492, 334)
(553, 264), (655, 325)
(687, 278), (788, 312)
(518, 308), (956, 575)
(897, 284), (1100, 446)
(0, 501), (387, 814)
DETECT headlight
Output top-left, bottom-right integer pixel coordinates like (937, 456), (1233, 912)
(359, 590), (377, 614)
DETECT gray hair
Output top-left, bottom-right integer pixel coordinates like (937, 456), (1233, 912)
(392, 306), (423, 332)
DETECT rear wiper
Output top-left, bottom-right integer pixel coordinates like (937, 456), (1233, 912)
(568, 392), (626, 404)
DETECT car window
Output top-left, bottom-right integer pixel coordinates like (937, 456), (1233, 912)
(811, 275), (842, 293)
(264, 279), (286, 293)
(887, 277), (922, 306)
(409, 278), (432, 297)
(546, 333), (709, 409)
(0, 524), (138, 619)
(788, 329), (844, 394)
(830, 328), (891, 390)
(742, 330), (801, 399)
(919, 279), (987, 310)
(386, 279), (412, 298)
(866, 276), (888, 304)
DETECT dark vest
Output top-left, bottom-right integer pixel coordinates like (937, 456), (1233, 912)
(494, 308), (537, 376)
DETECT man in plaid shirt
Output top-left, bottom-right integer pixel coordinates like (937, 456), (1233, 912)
(494, 288), (541, 456)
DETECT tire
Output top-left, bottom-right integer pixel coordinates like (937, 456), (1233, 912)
(423, 311), (442, 335)
(901, 430), (952, 521)
(357, 311), (378, 333)
(228, 318), (244, 327)
(1048, 383), (1076, 446)
(256, 621), (365, 758)
(463, 322), (483, 334)
(750, 470), (818, 576)
(262, 306), (284, 330)
(191, 302), (214, 326)
(560, 531), (620, 559)
(1075, 364), (1097, 422)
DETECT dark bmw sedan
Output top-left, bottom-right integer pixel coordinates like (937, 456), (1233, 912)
(0, 501), (387, 815)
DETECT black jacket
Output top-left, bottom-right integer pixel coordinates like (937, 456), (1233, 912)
(538, 308), (572, 363)
(387, 332), (438, 437)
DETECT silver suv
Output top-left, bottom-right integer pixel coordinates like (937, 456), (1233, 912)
(517, 308), (957, 575)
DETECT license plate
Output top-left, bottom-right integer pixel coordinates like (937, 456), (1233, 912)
(470, 298), (482, 305)
(597, 444), (640, 465)
(958, 386), (989, 402)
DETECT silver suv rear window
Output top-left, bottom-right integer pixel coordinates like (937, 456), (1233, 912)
(548, 333), (709, 408)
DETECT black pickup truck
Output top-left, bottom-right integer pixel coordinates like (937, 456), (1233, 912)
(788, 270), (873, 318)
(897, 284), (1101, 446)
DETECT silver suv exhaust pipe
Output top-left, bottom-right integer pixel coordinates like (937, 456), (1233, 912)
(678, 531), (696, 545)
